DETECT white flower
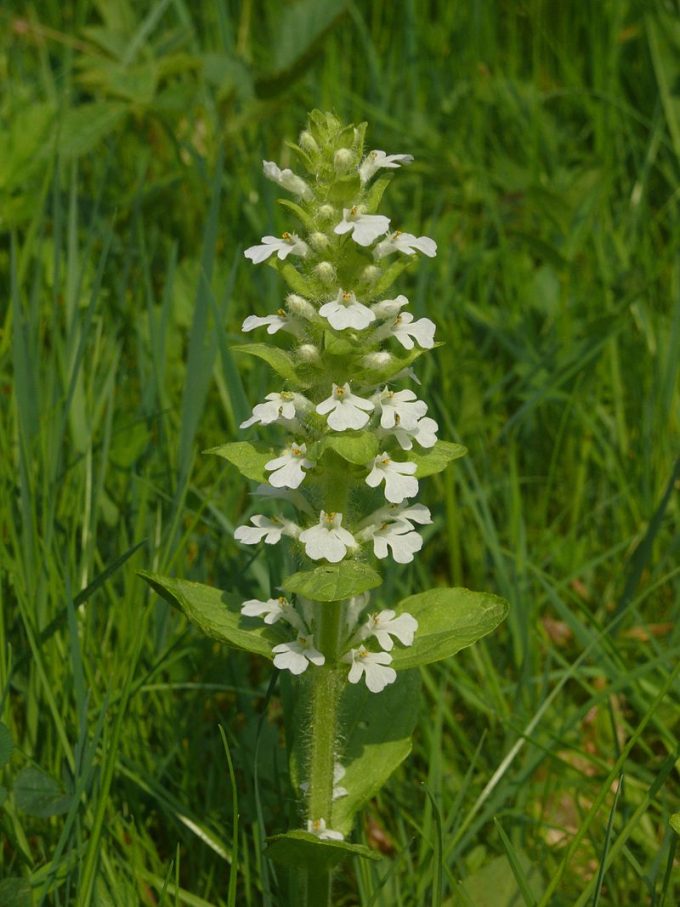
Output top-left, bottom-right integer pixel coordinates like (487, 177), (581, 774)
(388, 415), (439, 450)
(306, 818), (344, 841)
(316, 383), (374, 431)
(234, 515), (299, 546)
(334, 206), (390, 247)
(242, 313), (287, 335)
(359, 150), (414, 184)
(240, 596), (306, 632)
(370, 294), (410, 319)
(376, 388), (428, 430)
(240, 392), (306, 429)
(374, 230), (437, 259)
(343, 646), (396, 693)
(360, 610), (418, 650)
(319, 290), (376, 331)
(359, 502), (432, 532)
(390, 312), (436, 350)
(244, 232), (309, 264)
(272, 634), (325, 675)
(265, 442), (314, 489)
(368, 520), (424, 563)
(299, 511), (357, 563)
(365, 453), (419, 504)
(262, 160), (313, 200)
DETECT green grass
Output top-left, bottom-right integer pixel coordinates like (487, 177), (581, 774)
(1, 0), (679, 904)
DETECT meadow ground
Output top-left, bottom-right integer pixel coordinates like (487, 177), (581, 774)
(1, 1), (679, 904)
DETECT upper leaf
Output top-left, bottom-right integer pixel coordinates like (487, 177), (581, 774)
(232, 342), (304, 385)
(317, 431), (378, 465)
(266, 830), (380, 870)
(281, 562), (382, 602)
(410, 440), (467, 477)
(205, 440), (275, 483)
(390, 587), (508, 669)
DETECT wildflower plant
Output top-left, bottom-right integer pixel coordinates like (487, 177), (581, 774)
(141, 111), (508, 902)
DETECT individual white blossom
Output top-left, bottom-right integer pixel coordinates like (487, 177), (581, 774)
(366, 453), (419, 504)
(376, 388), (428, 431)
(343, 646), (396, 693)
(374, 230), (437, 259)
(365, 519), (424, 563)
(299, 511), (357, 563)
(360, 610), (418, 650)
(244, 232), (309, 264)
(240, 391), (307, 429)
(306, 818), (344, 841)
(240, 596), (306, 632)
(390, 312), (437, 350)
(316, 383), (374, 431)
(334, 206), (390, 247)
(242, 313), (287, 335)
(319, 290), (376, 331)
(386, 414), (439, 450)
(262, 160), (313, 200)
(234, 515), (299, 546)
(265, 442), (314, 489)
(359, 150), (414, 184)
(370, 294), (410, 319)
(272, 634), (325, 675)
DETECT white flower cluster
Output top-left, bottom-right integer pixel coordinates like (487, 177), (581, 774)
(240, 591), (417, 694)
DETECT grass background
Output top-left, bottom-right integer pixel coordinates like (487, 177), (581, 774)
(1, 0), (679, 904)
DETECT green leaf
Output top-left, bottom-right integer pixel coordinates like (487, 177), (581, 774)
(232, 343), (302, 385)
(0, 879), (33, 907)
(281, 562), (382, 602)
(0, 723), (12, 767)
(319, 432), (378, 465)
(354, 345), (429, 384)
(456, 853), (544, 907)
(205, 441), (275, 483)
(139, 572), (282, 659)
(331, 670), (421, 835)
(410, 440), (467, 477)
(14, 766), (71, 818)
(266, 830), (379, 870)
(277, 198), (315, 230)
(391, 587), (508, 670)
(268, 259), (318, 297)
(369, 258), (413, 298)
(671, 813), (680, 835)
(363, 175), (393, 213)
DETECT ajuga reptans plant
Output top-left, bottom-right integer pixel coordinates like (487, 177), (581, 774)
(141, 111), (508, 903)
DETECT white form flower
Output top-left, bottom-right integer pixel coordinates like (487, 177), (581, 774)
(272, 633), (325, 675)
(301, 763), (348, 801)
(299, 511), (357, 563)
(240, 392), (306, 429)
(358, 502), (432, 533)
(265, 442), (314, 489)
(319, 290), (376, 331)
(387, 414), (439, 450)
(343, 646), (396, 693)
(242, 313), (287, 334)
(234, 515), (299, 546)
(262, 160), (313, 200)
(370, 294), (410, 319)
(359, 150), (414, 184)
(240, 596), (306, 632)
(367, 520), (424, 564)
(316, 383), (374, 431)
(244, 232), (309, 264)
(360, 610), (418, 650)
(374, 230), (437, 259)
(365, 453), (419, 504)
(376, 388), (428, 431)
(334, 206), (390, 247)
(390, 312), (436, 350)
(306, 818), (344, 841)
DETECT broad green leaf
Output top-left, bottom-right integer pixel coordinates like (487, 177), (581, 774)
(363, 175), (393, 213)
(266, 830), (379, 870)
(205, 441), (275, 483)
(281, 563), (382, 602)
(139, 572), (282, 659)
(331, 670), (421, 835)
(232, 343), (302, 385)
(328, 173), (361, 204)
(671, 813), (680, 835)
(410, 440), (467, 477)
(456, 853), (544, 907)
(0, 879), (33, 907)
(268, 260), (318, 297)
(277, 198), (315, 230)
(0, 723), (12, 767)
(320, 432), (378, 465)
(354, 345), (428, 384)
(390, 587), (508, 670)
(14, 766), (71, 818)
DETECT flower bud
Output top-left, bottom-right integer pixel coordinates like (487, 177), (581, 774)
(317, 204), (336, 222)
(314, 261), (336, 285)
(361, 265), (382, 284)
(286, 294), (317, 320)
(308, 231), (330, 252)
(334, 148), (355, 174)
(361, 351), (393, 369)
(297, 343), (320, 364)
(299, 131), (319, 154)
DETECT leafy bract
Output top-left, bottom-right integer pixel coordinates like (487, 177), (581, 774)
(281, 562), (382, 602)
(318, 431), (378, 465)
(268, 259), (317, 297)
(205, 441), (275, 483)
(266, 830), (379, 870)
(410, 440), (467, 477)
(232, 343), (302, 385)
(138, 572), (280, 659)
(391, 587), (508, 670)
